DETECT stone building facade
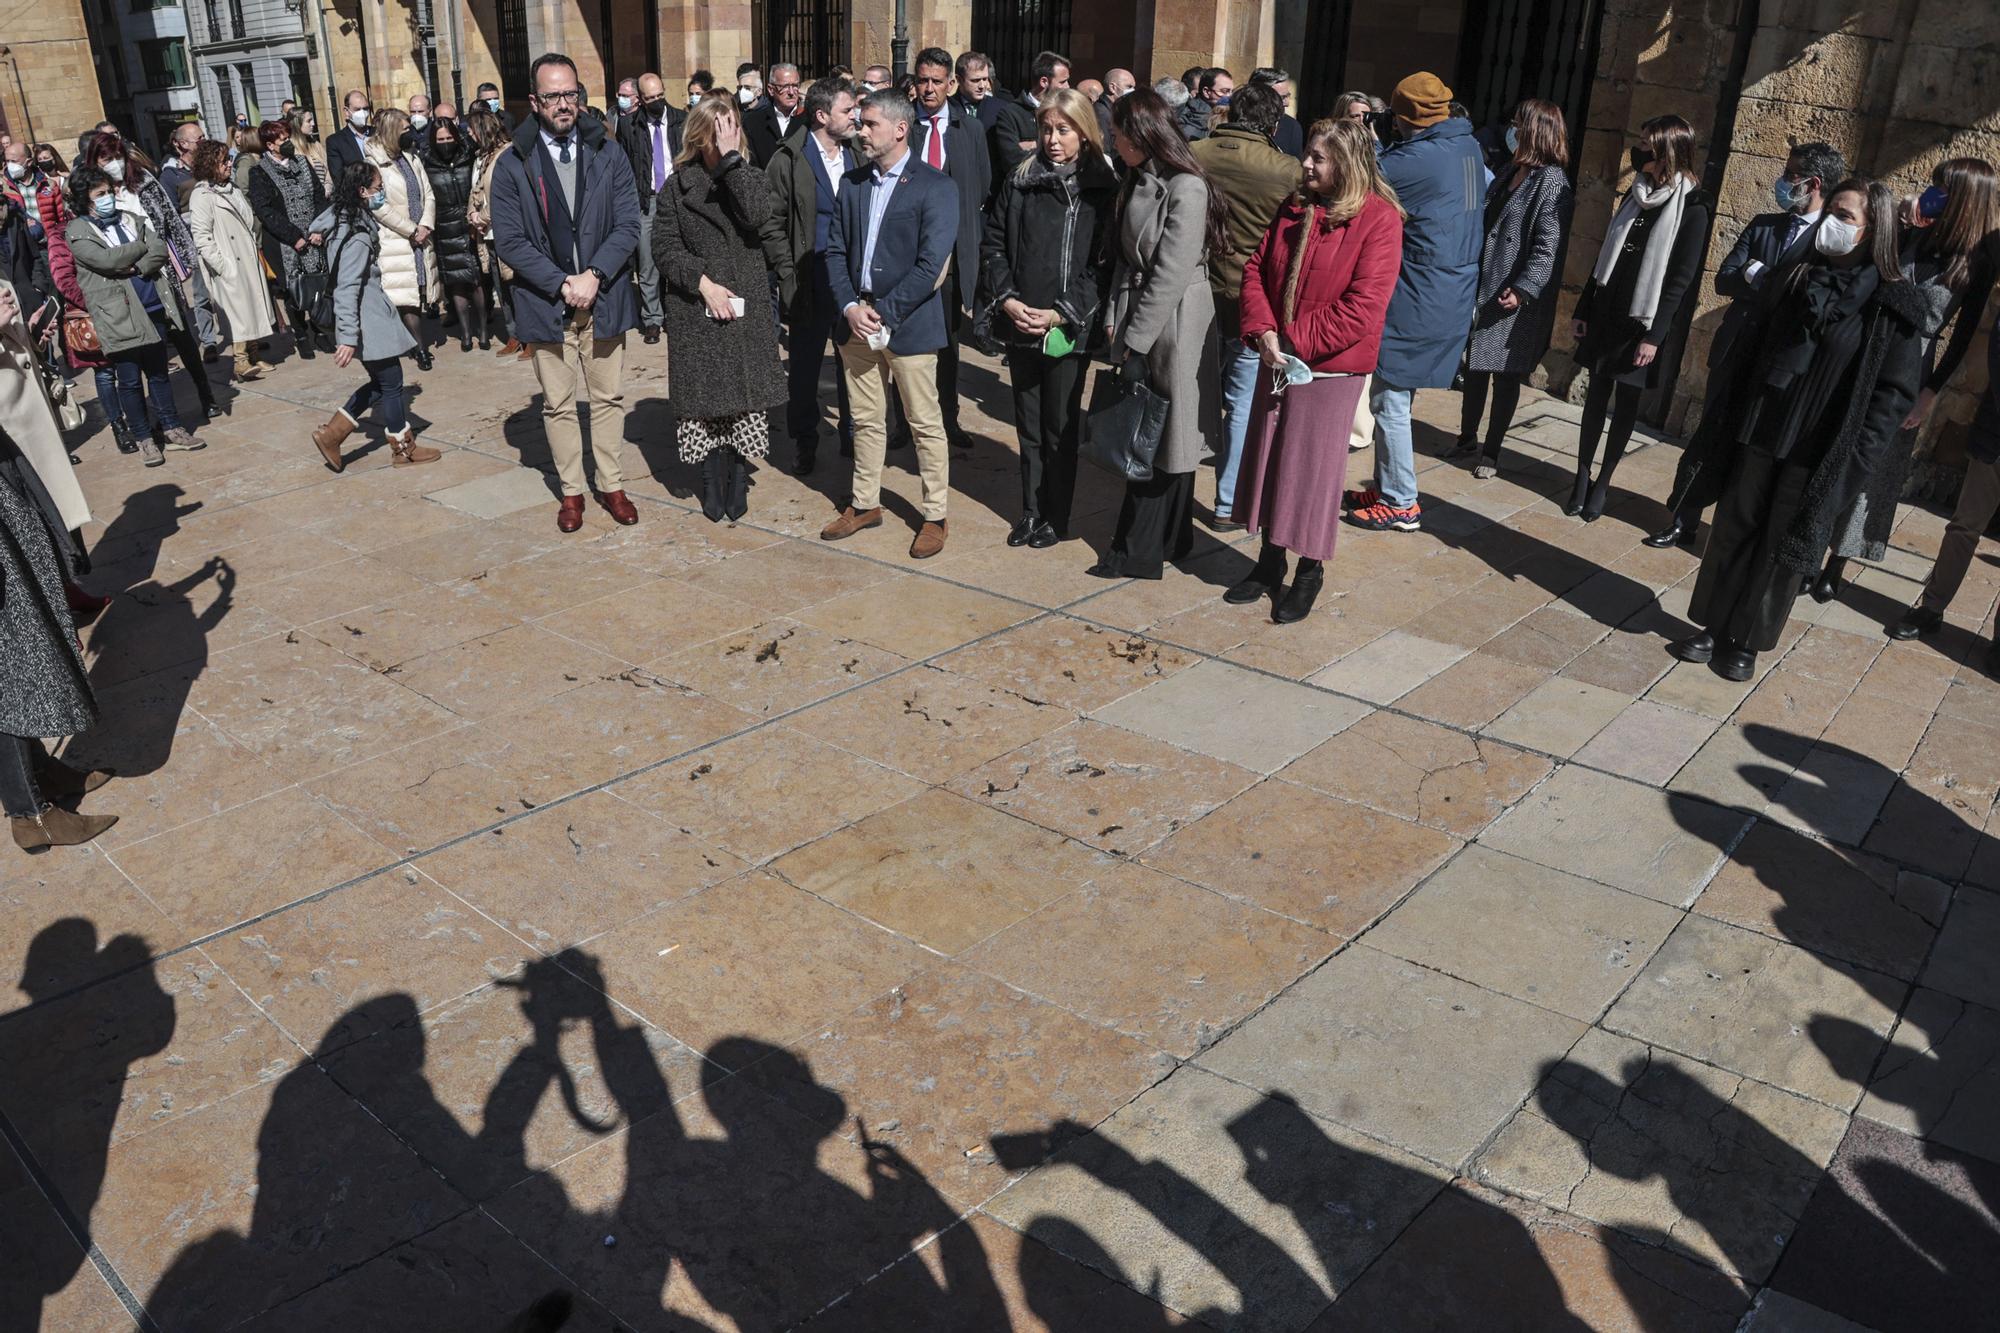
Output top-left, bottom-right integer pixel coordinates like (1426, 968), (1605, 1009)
(0, 3), (108, 155)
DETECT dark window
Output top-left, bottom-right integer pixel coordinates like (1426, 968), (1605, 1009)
(1294, 0), (1356, 126)
(202, 0), (221, 42)
(226, 0), (244, 36)
(135, 38), (191, 91)
(764, 0), (848, 77)
(285, 58), (313, 118)
(215, 65), (237, 126)
(971, 0), (1072, 93)
(1454, 0), (1603, 166)
(495, 0), (531, 100)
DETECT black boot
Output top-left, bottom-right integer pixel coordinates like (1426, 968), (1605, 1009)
(1809, 557), (1847, 604)
(723, 450), (750, 522)
(1581, 475), (1611, 522)
(1644, 511), (1692, 548)
(110, 420), (139, 455)
(1274, 559), (1324, 624)
(700, 450), (727, 522)
(791, 438), (817, 476)
(1565, 469), (1591, 517)
(1225, 542), (1287, 604)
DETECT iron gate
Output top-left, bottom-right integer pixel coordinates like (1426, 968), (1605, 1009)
(495, 0), (530, 100)
(1454, 0), (1603, 165)
(971, 0), (1073, 94)
(765, 0), (850, 77)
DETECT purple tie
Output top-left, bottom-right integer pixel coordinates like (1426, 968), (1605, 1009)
(652, 120), (666, 191)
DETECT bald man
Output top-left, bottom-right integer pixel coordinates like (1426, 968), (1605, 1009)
(614, 72), (687, 341)
(1077, 78), (1104, 103)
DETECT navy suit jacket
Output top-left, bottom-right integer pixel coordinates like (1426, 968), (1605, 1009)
(826, 154), (960, 355)
(910, 106), (990, 309)
(1709, 210), (1813, 368)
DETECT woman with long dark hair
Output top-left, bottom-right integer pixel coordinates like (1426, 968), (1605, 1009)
(1227, 118), (1403, 623)
(464, 107), (520, 357)
(248, 118), (328, 357)
(420, 114), (487, 350)
(306, 161), (441, 472)
(1087, 88), (1227, 581)
(83, 131), (218, 419)
(1454, 98), (1573, 478)
(1822, 156), (1999, 608)
(982, 87), (1118, 549)
(1568, 114), (1710, 519)
(1666, 179), (1929, 681)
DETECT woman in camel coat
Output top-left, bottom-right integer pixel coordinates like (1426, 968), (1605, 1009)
(363, 108), (439, 368)
(187, 139), (276, 381)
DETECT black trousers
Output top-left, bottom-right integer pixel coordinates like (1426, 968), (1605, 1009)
(161, 315), (214, 408)
(1459, 371), (1525, 458)
(1688, 440), (1811, 653)
(0, 735), (42, 818)
(936, 297), (964, 435)
(1102, 469), (1196, 580)
(785, 258), (853, 450)
(1008, 348), (1087, 535)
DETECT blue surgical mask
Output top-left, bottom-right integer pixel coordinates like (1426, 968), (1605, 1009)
(1775, 175), (1807, 212)
(486, 97), (502, 113)
(1504, 126), (1518, 154)
(367, 190), (387, 210)
(92, 194), (117, 218)
(617, 95), (635, 113)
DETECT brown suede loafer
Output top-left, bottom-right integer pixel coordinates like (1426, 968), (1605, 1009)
(910, 519), (948, 560)
(820, 506), (884, 541)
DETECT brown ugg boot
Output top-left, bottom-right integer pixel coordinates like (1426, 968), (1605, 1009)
(313, 409), (357, 472)
(390, 427), (442, 466)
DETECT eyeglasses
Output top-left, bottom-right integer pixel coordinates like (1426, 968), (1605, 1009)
(536, 89), (582, 104)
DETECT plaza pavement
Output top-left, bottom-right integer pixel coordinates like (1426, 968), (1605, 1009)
(3, 333), (1997, 1332)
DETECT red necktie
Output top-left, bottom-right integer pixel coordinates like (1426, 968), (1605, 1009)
(926, 118), (944, 169)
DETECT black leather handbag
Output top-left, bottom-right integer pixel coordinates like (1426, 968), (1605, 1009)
(1081, 357), (1169, 483)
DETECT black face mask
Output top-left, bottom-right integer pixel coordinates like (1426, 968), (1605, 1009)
(279, 141), (297, 159)
(1630, 146), (1656, 173)
(434, 139), (458, 158)
(37, 161), (55, 173)
(641, 98), (666, 120)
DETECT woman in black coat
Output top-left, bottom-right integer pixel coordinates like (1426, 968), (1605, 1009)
(420, 118), (486, 349)
(652, 94), (786, 523)
(1569, 114), (1711, 520)
(1665, 179), (1928, 682)
(247, 119), (329, 356)
(980, 88), (1118, 548)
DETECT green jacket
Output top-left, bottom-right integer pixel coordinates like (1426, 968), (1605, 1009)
(64, 215), (182, 353)
(1189, 125), (1301, 306)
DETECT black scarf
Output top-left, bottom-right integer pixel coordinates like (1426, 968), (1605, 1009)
(1756, 257), (1880, 386)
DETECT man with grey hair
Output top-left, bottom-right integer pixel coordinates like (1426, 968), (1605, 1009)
(1250, 66), (1303, 156)
(1154, 77), (1190, 109)
(821, 88), (961, 559)
(745, 61), (803, 165)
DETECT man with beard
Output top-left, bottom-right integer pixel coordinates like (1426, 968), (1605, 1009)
(615, 71), (687, 344)
(762, 76), (861, 475)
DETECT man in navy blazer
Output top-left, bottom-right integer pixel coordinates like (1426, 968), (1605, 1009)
(910, 47), (992, 452)
(819, 90), (961, 559)
(1646, 141), (1845, 548)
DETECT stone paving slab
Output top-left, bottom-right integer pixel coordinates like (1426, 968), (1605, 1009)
(7, 343), (2000, 1331)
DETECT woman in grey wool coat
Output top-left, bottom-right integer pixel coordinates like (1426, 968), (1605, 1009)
(1089, 89), (1226, 581)
(653, 93), (787, 524)
(1454, 98), (1573, 479)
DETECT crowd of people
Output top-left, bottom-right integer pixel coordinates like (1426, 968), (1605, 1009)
(1, 46), (1997, 852)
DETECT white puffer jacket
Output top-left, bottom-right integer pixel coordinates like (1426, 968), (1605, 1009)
(363, 143), (439, 308)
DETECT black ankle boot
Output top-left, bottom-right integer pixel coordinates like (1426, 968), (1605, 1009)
(723, 450), (750, 522)
(1581, 476), (1610, 522)
(1274, 561), (1323, 624)
(1565, 470), (1590, 517)
(110, 420), (139, 454)
(700, 450), (726, 522)
(1225, 544), (1286, 604)
(1809, 557), (1847, 604)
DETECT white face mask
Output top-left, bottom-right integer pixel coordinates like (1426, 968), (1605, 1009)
(737, 86), (759, 106)
(409, 113), (429, 129)
(3, 162), (24, 181)
(485, 97), (502, 113)
(102, 158), (126, 182)
(350, 108), (370, 129)
(1814, 214), (1863, 258)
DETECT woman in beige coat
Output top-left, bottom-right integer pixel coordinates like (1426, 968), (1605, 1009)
(463, 107), (519, 356)
(187, 139), (276, 381)
(363, 108), (439, 369)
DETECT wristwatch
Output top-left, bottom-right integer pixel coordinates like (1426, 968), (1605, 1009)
(586, 265), (608, 285)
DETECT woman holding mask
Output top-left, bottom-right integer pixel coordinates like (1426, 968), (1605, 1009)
(1089, 89), (1226, 581)
(1226, 118), (1404, 623)
(652, 94), (786, 523)
(1665, 179), (1928, 680)
(1568, 114), (1709, 520)
(980, 88), (1118, 549)
(1819, 157), (1999, 608)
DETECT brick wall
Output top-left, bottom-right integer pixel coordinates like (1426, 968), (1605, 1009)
(0, 3), (111, 150)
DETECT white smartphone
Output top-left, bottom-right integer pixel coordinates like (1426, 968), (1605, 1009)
(728, 296), (746, 318)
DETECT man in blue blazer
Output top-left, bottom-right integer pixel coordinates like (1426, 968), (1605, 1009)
(819, 90), (961, 559)
(1646, 141), (1846, 548)
(911, 47), (992, 452)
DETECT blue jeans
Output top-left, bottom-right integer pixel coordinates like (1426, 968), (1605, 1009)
(1370, 377), (1418, 509)
(343, 356), (407, 434)
(109, 321), (181, 434)
(1216, 337), (1261, 519)
(92, 366), (127, 431)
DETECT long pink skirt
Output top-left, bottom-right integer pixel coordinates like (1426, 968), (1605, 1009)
(1239, 373), (1367, 563)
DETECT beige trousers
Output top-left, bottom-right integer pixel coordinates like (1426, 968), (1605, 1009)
(530, 311), (628, 496)
(840, 339), (950, 521)
(1350, 373), (1375, 449)
(1921, 453), (2000, 621)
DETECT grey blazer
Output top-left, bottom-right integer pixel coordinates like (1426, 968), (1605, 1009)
(314, 209), (419, 361)
(63, 216), (182, 354)
(1465, 164), (1572, 376)
(1108, 167), (1220, 474)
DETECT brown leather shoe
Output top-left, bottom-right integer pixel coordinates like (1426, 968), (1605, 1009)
(312, 410), (354, 472)
(557, 495), (586, 533)
(910, 519), (948, 560)
(595, 489), (638, 525)
(12, 805), (118, 852)
(496, 338), (523, 356)
(516, 345), (534, 362)
(820, 506), (884, 541)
